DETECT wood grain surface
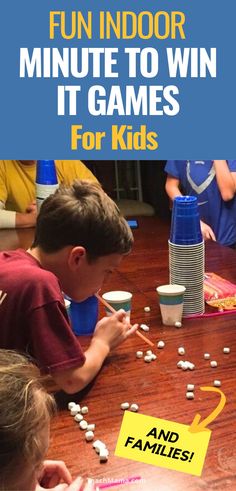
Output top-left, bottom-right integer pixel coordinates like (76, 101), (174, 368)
(1, 218), (236, 491)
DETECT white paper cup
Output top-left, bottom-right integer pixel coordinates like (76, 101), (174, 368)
(102, 291), (132, 317)
(156, 284), (186, 326)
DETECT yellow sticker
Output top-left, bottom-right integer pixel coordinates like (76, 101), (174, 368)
(115, 412), (211, 476)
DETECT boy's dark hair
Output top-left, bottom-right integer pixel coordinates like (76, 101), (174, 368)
(32, 180), (133, 259)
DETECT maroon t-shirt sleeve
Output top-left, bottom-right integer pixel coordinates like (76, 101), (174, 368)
(28, 301), (85, 374)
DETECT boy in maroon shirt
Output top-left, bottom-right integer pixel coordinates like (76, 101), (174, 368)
(0, 180), (138, 394)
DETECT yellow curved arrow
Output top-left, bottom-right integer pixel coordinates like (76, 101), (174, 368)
(189, 386), (226, 433)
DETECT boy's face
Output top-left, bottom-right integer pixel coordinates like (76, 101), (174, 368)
(64, 252), (124, 302)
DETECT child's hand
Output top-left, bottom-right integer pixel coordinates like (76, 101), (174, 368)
(38, 459), (72, 487)
(25, 200), (37, 214)
(63, 476), (95, 490)
(200, 220), (216, 241)
(93, 309), (138, 350)
(37, 475), (95, 490)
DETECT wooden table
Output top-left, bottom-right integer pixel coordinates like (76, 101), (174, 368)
(1, 218), (236, 490)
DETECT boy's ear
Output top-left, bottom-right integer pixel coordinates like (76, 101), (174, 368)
(68, 246), (86, 270)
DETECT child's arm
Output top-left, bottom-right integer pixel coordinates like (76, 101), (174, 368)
(0, 200), (37, 228)
(165, 175), (182, 201)
(52, 309), (138, 394)
(213, 160), (236, 201)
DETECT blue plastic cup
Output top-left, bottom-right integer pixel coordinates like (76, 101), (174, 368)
(170, 196), (202, 245)
(36, 160), (58, 184)
(68, 295), (98, 336)
(36, 160), (59, 209)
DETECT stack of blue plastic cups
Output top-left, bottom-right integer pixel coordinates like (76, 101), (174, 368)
(168, 196), (205, 315)
(36, 160), (59, 210)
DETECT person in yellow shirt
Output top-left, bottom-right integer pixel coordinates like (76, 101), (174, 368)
(0, 160), (98, 228)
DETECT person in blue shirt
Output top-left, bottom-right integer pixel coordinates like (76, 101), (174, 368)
(165, 160), (236, 247)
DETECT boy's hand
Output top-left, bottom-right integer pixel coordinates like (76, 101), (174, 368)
(93, 310), (138, 350)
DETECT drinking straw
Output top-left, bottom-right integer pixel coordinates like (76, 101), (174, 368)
(96, 293), (154, 347)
